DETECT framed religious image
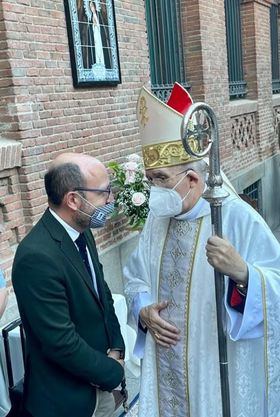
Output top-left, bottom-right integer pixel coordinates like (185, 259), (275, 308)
(64, 0), (121, 87)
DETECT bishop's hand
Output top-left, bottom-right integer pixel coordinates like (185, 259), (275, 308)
(139, 301), (181, 348)
(206, 235), (248, 285)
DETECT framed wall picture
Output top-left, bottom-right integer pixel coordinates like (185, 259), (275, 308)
(64, 0), (121, 87)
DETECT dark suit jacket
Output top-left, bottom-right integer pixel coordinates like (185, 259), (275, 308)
(12, 209), (125, 417)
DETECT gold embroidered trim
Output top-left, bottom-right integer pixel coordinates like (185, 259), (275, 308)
(256, 266), (269, 398)
(156, 219), (171, 412)
(185, 218), (203, 417)
(139, 96), (149, 127)
(142, 139), (202, 170)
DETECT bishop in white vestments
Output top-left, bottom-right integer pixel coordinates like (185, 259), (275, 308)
(123, 83), (280, 417)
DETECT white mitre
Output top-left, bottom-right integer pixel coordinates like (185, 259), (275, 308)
(137, 82), (201, 170)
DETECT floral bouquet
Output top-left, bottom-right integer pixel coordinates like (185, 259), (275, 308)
(108, 154), (150, 230)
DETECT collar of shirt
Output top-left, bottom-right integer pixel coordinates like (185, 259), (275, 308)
(49, 208), (80, 243)
(175, 196), (210, 221)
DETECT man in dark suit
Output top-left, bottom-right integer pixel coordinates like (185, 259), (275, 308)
(12, 153), (125, 417)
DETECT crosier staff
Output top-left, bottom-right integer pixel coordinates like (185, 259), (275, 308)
(181, 102), (231, 417)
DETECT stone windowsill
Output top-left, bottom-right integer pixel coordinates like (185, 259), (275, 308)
(242, 0), (276, 8)
(0, 138), (22, 171)
(229, 99), (258, 118)
(272, 94), (280, 107)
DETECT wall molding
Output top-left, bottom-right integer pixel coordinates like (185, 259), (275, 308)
(0, 138), (22, 171)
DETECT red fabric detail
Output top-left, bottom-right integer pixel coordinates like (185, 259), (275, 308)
(166, 82), (193, 115)
(230, 286), (244, 307)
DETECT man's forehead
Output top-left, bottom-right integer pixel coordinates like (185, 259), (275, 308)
(85, 164), (109, 186)
(146, 166), (181, 176)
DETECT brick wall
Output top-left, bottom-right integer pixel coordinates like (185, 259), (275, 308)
(0, 0), (150, 283)
(181, 0), (278, 178)
(197, 0), (232, 171)
(253, 1), (276, 157)
(0, 137), (23, 287)
(181, 0), (204, 101)
(181, 0), (232, 171)
(239, 0), (277, 169)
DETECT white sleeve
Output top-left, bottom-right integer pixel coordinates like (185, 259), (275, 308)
(132, 292), (153, 324)
(132, 292), (152, 359)
(226, 264), (263, 341)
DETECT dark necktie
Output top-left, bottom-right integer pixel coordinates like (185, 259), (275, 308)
(75, 233), (93, 279)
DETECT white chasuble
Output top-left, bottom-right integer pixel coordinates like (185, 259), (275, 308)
(124, 190), (280, 417)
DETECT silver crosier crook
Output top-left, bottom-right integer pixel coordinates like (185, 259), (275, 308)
(181, 102), (231, 417)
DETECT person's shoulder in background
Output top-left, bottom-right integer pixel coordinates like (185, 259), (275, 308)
(0, 269), (6, 288)
(0, 269), (8, 319)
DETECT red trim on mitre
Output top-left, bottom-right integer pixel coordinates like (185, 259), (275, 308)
(166, 82), (193, 115)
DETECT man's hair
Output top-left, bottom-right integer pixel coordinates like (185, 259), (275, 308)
(176, 159), (208, 181)
(44, 162), (86, 206)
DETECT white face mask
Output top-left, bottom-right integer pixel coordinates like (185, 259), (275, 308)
(148, 172), (191, 218)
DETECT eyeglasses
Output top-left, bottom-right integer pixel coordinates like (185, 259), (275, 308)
(146, 169), (190, 187)
(74, 186), (111, 198)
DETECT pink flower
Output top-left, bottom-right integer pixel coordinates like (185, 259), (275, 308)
(127, 153), (141, 163)
(131, 192), (146, 206)
(125, 171), (136, 184)
(124, 161), (138, 172)
(124, 160), (138, 184)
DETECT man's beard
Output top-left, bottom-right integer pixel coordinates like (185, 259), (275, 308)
(75, 201), (92, 229)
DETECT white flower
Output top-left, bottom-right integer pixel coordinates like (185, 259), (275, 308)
(124, 161), (138, 172)
(124, 160), (138, 184)
(125, 170), (136, 184)
(127, 153), (141, 163)
(131, 192), (146, 206)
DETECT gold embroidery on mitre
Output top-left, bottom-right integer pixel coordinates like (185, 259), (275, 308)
(142, 139), (201, 169)
(139, 96), (149, 127)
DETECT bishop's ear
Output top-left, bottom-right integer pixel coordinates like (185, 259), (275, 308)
(186, 170), (200, 187)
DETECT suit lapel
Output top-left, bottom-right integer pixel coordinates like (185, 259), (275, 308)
(60, 236), (102, 305)
(42, 209), (102, 307)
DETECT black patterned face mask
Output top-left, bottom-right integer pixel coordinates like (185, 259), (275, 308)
(77, 193), (115, 228)
(88, 202), (115, 228)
